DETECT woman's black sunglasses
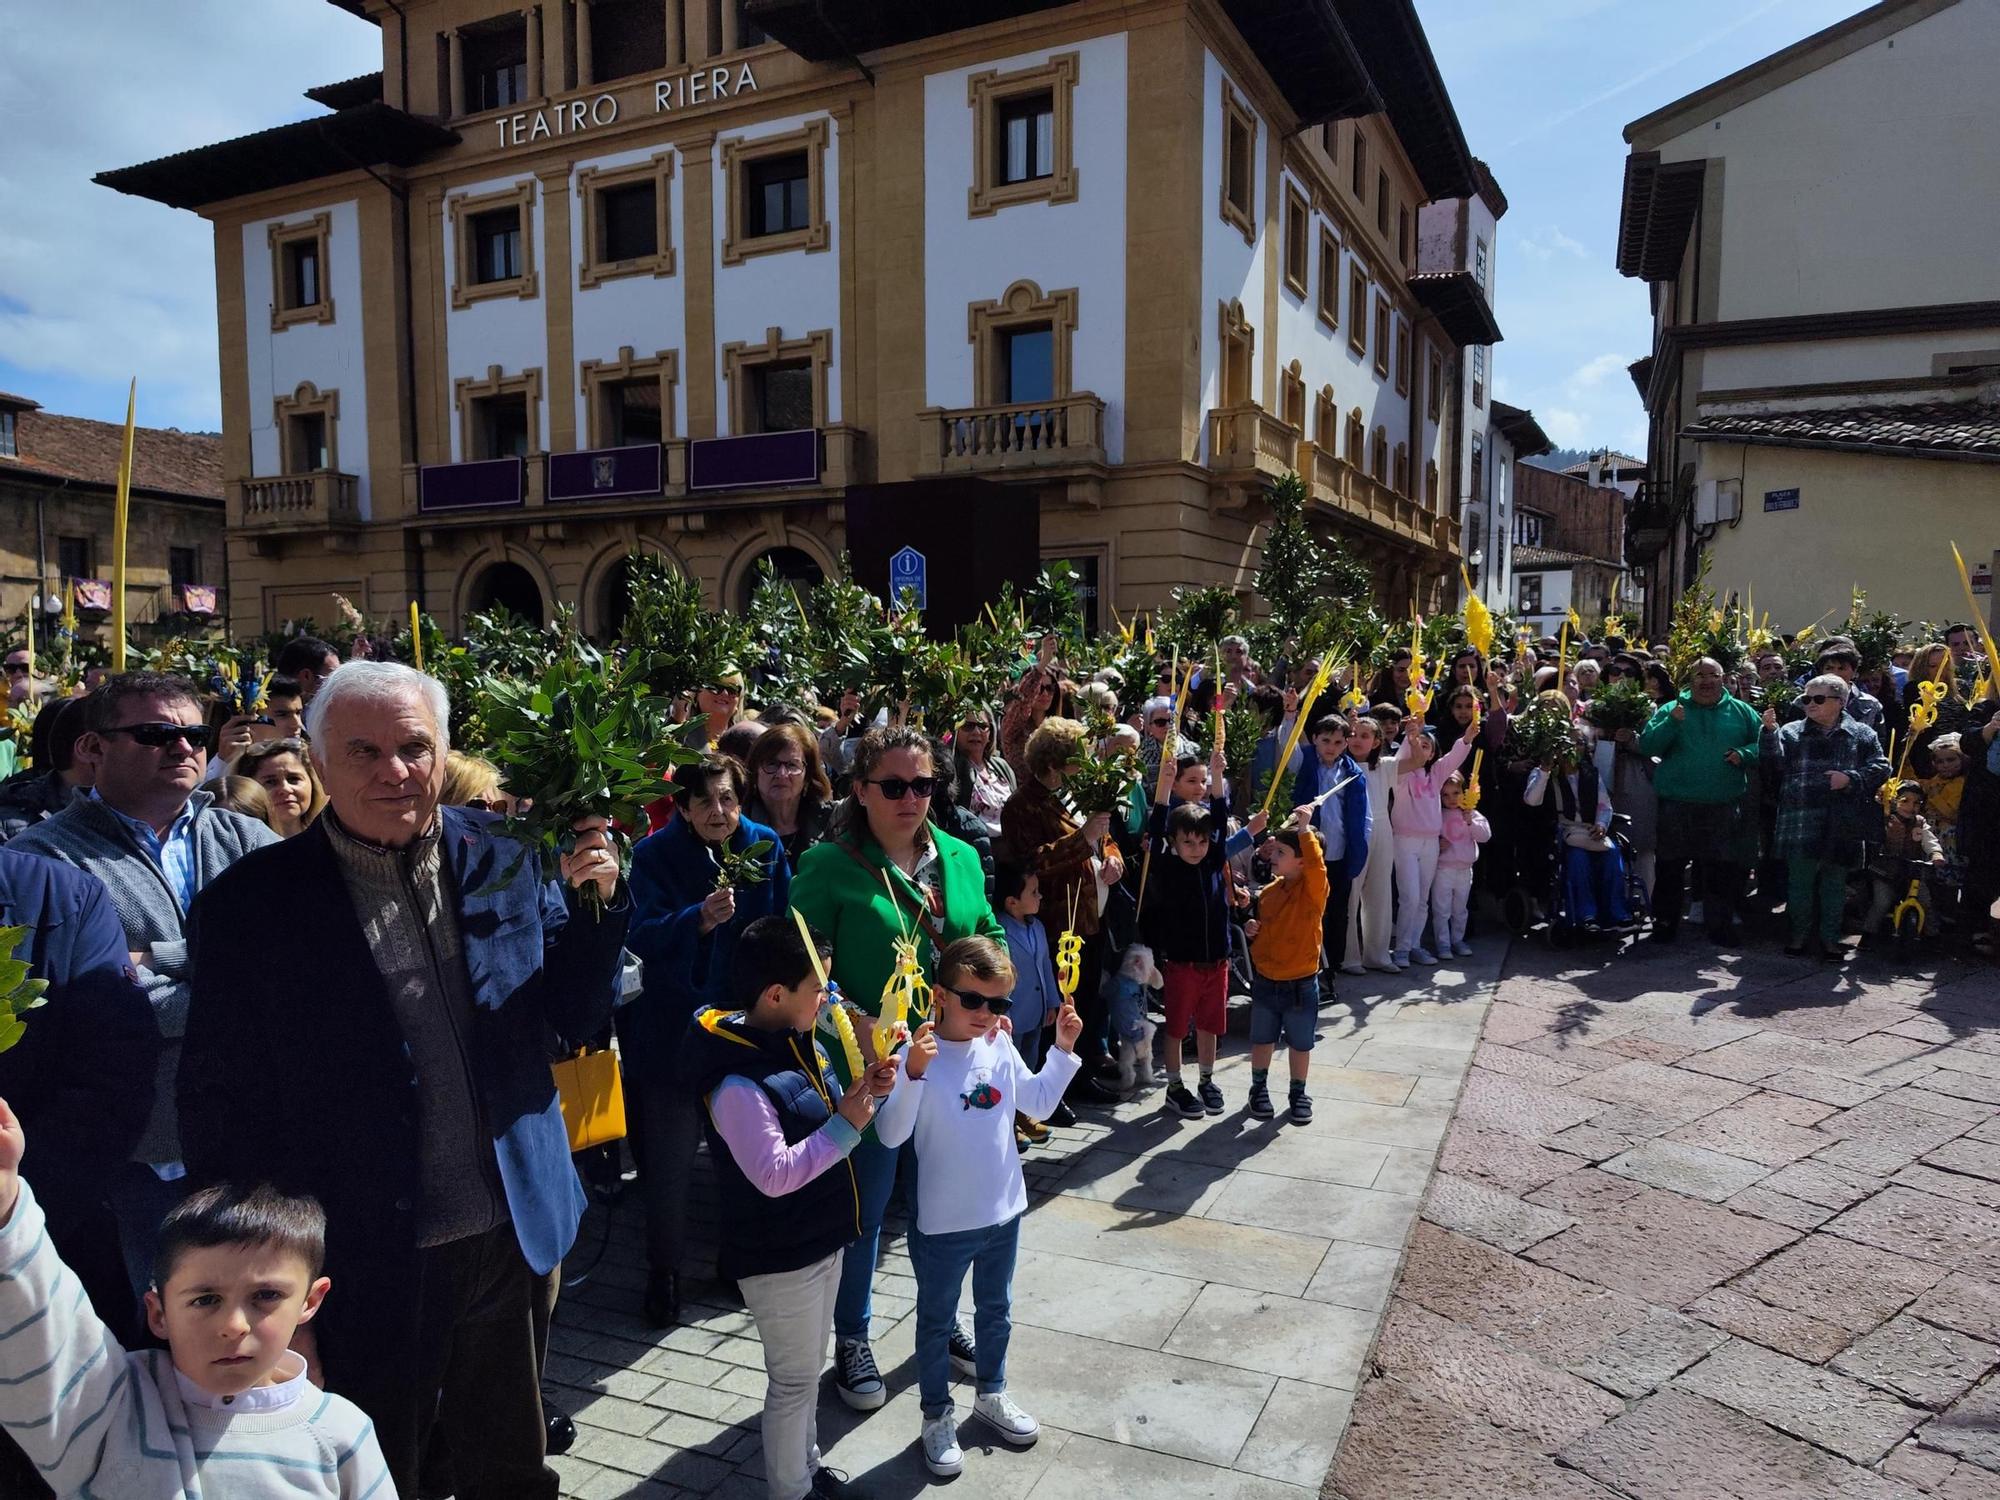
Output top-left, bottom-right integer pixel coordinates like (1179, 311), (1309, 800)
(101, 722), (215, 751)
(863, 775), (937, 800)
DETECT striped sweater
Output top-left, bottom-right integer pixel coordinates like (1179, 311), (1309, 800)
(0, 1179), (391, 1498)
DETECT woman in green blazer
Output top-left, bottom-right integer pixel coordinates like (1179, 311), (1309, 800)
(789, 727), (1002, 1413)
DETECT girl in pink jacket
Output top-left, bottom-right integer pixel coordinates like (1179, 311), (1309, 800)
(1433, 773), (1493, 957)
(1390, 719), (1477, 964)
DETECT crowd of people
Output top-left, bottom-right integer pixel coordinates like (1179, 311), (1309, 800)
(0, 603), (1989, 1500)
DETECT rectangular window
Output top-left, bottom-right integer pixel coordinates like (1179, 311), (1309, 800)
(57, 536), (91, 583)
(1320, 121), (1336, 164)
(282, 239), (320, 312)
(1427, 348), (1442, 420)
(1282, 186), (1309, 299)
(1374, 296), (1391, 377)
(997, 92), (1055, 185)
(1221, 92), (1255, 238)
(1348, 264), (1368, 355)
(1518, 575), (1541, 615)
(471, 208), (522, 284)
(1395, 319), (1411, 396)
(1377, 170), (1390, 235)
(1475, 236), (1489, 290)
(590, 0), (665, 83)
(0, 410), (14, 459)
(1473, 343), (1487, 407)
(1398, 206), (1411, 266)
(602, 377), (663, 447)
(286, 412), (328, 473)
(1471, 435), (1485, 503)
(1001, 325), (1055, 406)
(169, 547), (200, 592)
(1317, 226), (1339, 328)
(747, 153), (810, 238)
(747, 360), (814, 434)
(1351, 128), (1367, 199)
(462, 20), (528, 113)
(599, 181), (657, 263)
(474, 392), (530, 459)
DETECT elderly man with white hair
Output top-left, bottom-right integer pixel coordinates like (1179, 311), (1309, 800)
(179, 660), (629, 1500)
(1760, 672), (1890, 961)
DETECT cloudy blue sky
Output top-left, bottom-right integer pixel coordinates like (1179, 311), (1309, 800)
(0, 0), (1875, 443)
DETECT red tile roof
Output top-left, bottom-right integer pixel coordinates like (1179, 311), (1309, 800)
(0, 406), (223, 502)
(1683, 401), (2000, 461)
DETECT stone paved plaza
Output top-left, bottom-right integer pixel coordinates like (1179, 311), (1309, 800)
(547, 934), (2000, 1499)
(546, 949), (1504, 1499)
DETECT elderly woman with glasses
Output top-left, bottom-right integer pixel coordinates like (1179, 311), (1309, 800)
(789, 726), (1004, 1414)
(742, 721), (833, 865)
(1760, 674), (1890, 960)
(952, 708), (1015, 837)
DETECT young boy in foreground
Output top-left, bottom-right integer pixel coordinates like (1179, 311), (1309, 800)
(0, 1096), (389, 1497)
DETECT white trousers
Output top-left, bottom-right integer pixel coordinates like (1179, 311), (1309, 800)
(1347, 833), (1396, 967)
(739, 1249), (843, 1500)
(1393, 834), (1441, 956)
(1432, 864), (1474, 952)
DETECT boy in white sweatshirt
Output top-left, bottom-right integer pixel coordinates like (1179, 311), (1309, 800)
(873, 935), (1082, 1479)
(0, 1095), (390, 1498)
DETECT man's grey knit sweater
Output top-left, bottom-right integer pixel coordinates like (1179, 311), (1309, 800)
(324, 810), (508, 1246)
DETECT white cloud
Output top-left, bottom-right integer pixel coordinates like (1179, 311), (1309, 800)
(1516, 225), (1591, 262)
(0, 0), (381, 428)
(1566, 353), (1632, 394)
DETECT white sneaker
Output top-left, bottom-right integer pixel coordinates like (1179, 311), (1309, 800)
(1387, 952), (1409, 971)
(1339, 962), (1367, 976)
(922, 1406), (964, 1477)
(973, 1390), (1041, 1448)
(1453, 942), (1474, 957)
(1412, 949), (1439, 965)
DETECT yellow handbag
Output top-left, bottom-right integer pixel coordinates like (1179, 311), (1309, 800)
(551, 1046), (627, 1153)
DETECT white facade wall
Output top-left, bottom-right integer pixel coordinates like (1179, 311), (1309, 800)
(711, 111), (843, 433)
(1655, 0), (2000, 321)
(1699, 327), (2000, 391)
(922, 34), (1130, 462)
(441, 172), (551, 462)
(569, 139), (689, 441)
(242, 200), (373, 517)
(1514, 566), (1573, 633)
(1197, 50), (1268, 464)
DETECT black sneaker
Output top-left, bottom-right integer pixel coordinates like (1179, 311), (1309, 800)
(1164, 1082), (1204, 1119)
(810, 1465), (866, 1500)
(1198, 1078), (1224, 1114)
(948, 1323), (978, 1379)
(1047, 1101), (1078, 1128)
(833, 1337), (885, 1411)
(1289, 1087), (1314, 1125)
(1246, 1081), (1275, 1119)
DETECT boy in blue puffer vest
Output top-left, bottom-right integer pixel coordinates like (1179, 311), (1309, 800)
(683, 916), (898, 1500)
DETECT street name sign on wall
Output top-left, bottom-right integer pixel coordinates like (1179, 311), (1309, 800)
(1764, 488), (1800, 512)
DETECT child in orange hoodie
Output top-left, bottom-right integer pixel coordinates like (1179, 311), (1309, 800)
(1244, 810), (1329, 1124)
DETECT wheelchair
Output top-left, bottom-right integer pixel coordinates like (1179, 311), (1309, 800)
(1502, 814), (1650, 949)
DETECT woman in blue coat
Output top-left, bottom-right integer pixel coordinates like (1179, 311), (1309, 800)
(621, 753), (789, 1325)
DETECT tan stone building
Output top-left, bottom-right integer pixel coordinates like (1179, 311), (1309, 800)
(101, 0), (1493, 638)
(0, 390), (226, 648)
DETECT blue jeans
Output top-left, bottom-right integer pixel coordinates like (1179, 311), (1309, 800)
(834, 1135), (904, 1341)
(1248, 973), (1319, 1051)
(910, 1214), (1020, 1418)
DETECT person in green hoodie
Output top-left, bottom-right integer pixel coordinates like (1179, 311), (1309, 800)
(1636, 657), (1763, 943)
(788, 726), (1003, 1416)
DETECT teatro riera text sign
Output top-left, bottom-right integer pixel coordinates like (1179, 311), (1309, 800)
(494, 62), (761, 148)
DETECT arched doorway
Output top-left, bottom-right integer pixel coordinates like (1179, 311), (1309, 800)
(737, 546), (824, 611)
(597, 555), (637, 640)
(466, 560), (546, 624)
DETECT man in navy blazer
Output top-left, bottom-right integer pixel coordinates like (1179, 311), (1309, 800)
(180, 662), (627, 1500)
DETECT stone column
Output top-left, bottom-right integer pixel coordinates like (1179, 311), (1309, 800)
(681, 132), (718, 437)
(664, 0), (683, 65)
(448, 28), (465, 118)
(719, 0), (738, 54)
(685, 0), (717, 62)
(576, 0), (593, 87)
(525, 6), (543, 99)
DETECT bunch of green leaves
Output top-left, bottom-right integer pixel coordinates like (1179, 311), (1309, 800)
(1843, 590), (1906, 670)
(1754, 676), (1799, 717)
(861, 602), (932, 716)
(478, 609), (698, 904)
(1222, 699), (1266, 797)
(1582, 676), (1655, 735)
(1023, 561), (1087, 656)
(710, 838), (777, 890)
(804, 563), (885, 696)
(1781, 625), (1823, 681)
(0, 925), (48, 1053)
(1061, 718), (1141, 816)
(619, 552), (754, 703)
(1664, 557), (1743, 682)
(742, 559), (817, 709)
(1154, 584), (1240, 661)
(905, 634), (997, 732)
(1504, 691), (1581, 766)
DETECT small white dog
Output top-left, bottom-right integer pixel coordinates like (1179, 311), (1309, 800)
(1102, 942), (1162, 1092)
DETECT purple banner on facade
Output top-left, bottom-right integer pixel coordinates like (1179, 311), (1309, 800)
(688, 429), (820, 492)
(548, 443), (664, 503)
(418, 456), (525, 512)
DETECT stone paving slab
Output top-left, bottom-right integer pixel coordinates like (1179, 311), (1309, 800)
(549, 948), (1508, 1497)
(1325, 936), (2000, 1500)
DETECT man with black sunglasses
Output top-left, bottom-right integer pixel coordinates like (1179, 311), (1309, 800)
(9, 672), (278, 1299)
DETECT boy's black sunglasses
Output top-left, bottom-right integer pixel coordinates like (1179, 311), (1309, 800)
(101, 722), (215, 751)
(863, 775), (937, 800)
(943, 987), (1012, 1015)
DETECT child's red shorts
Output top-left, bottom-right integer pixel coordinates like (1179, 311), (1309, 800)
(1161, 959), (1229, 1040)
